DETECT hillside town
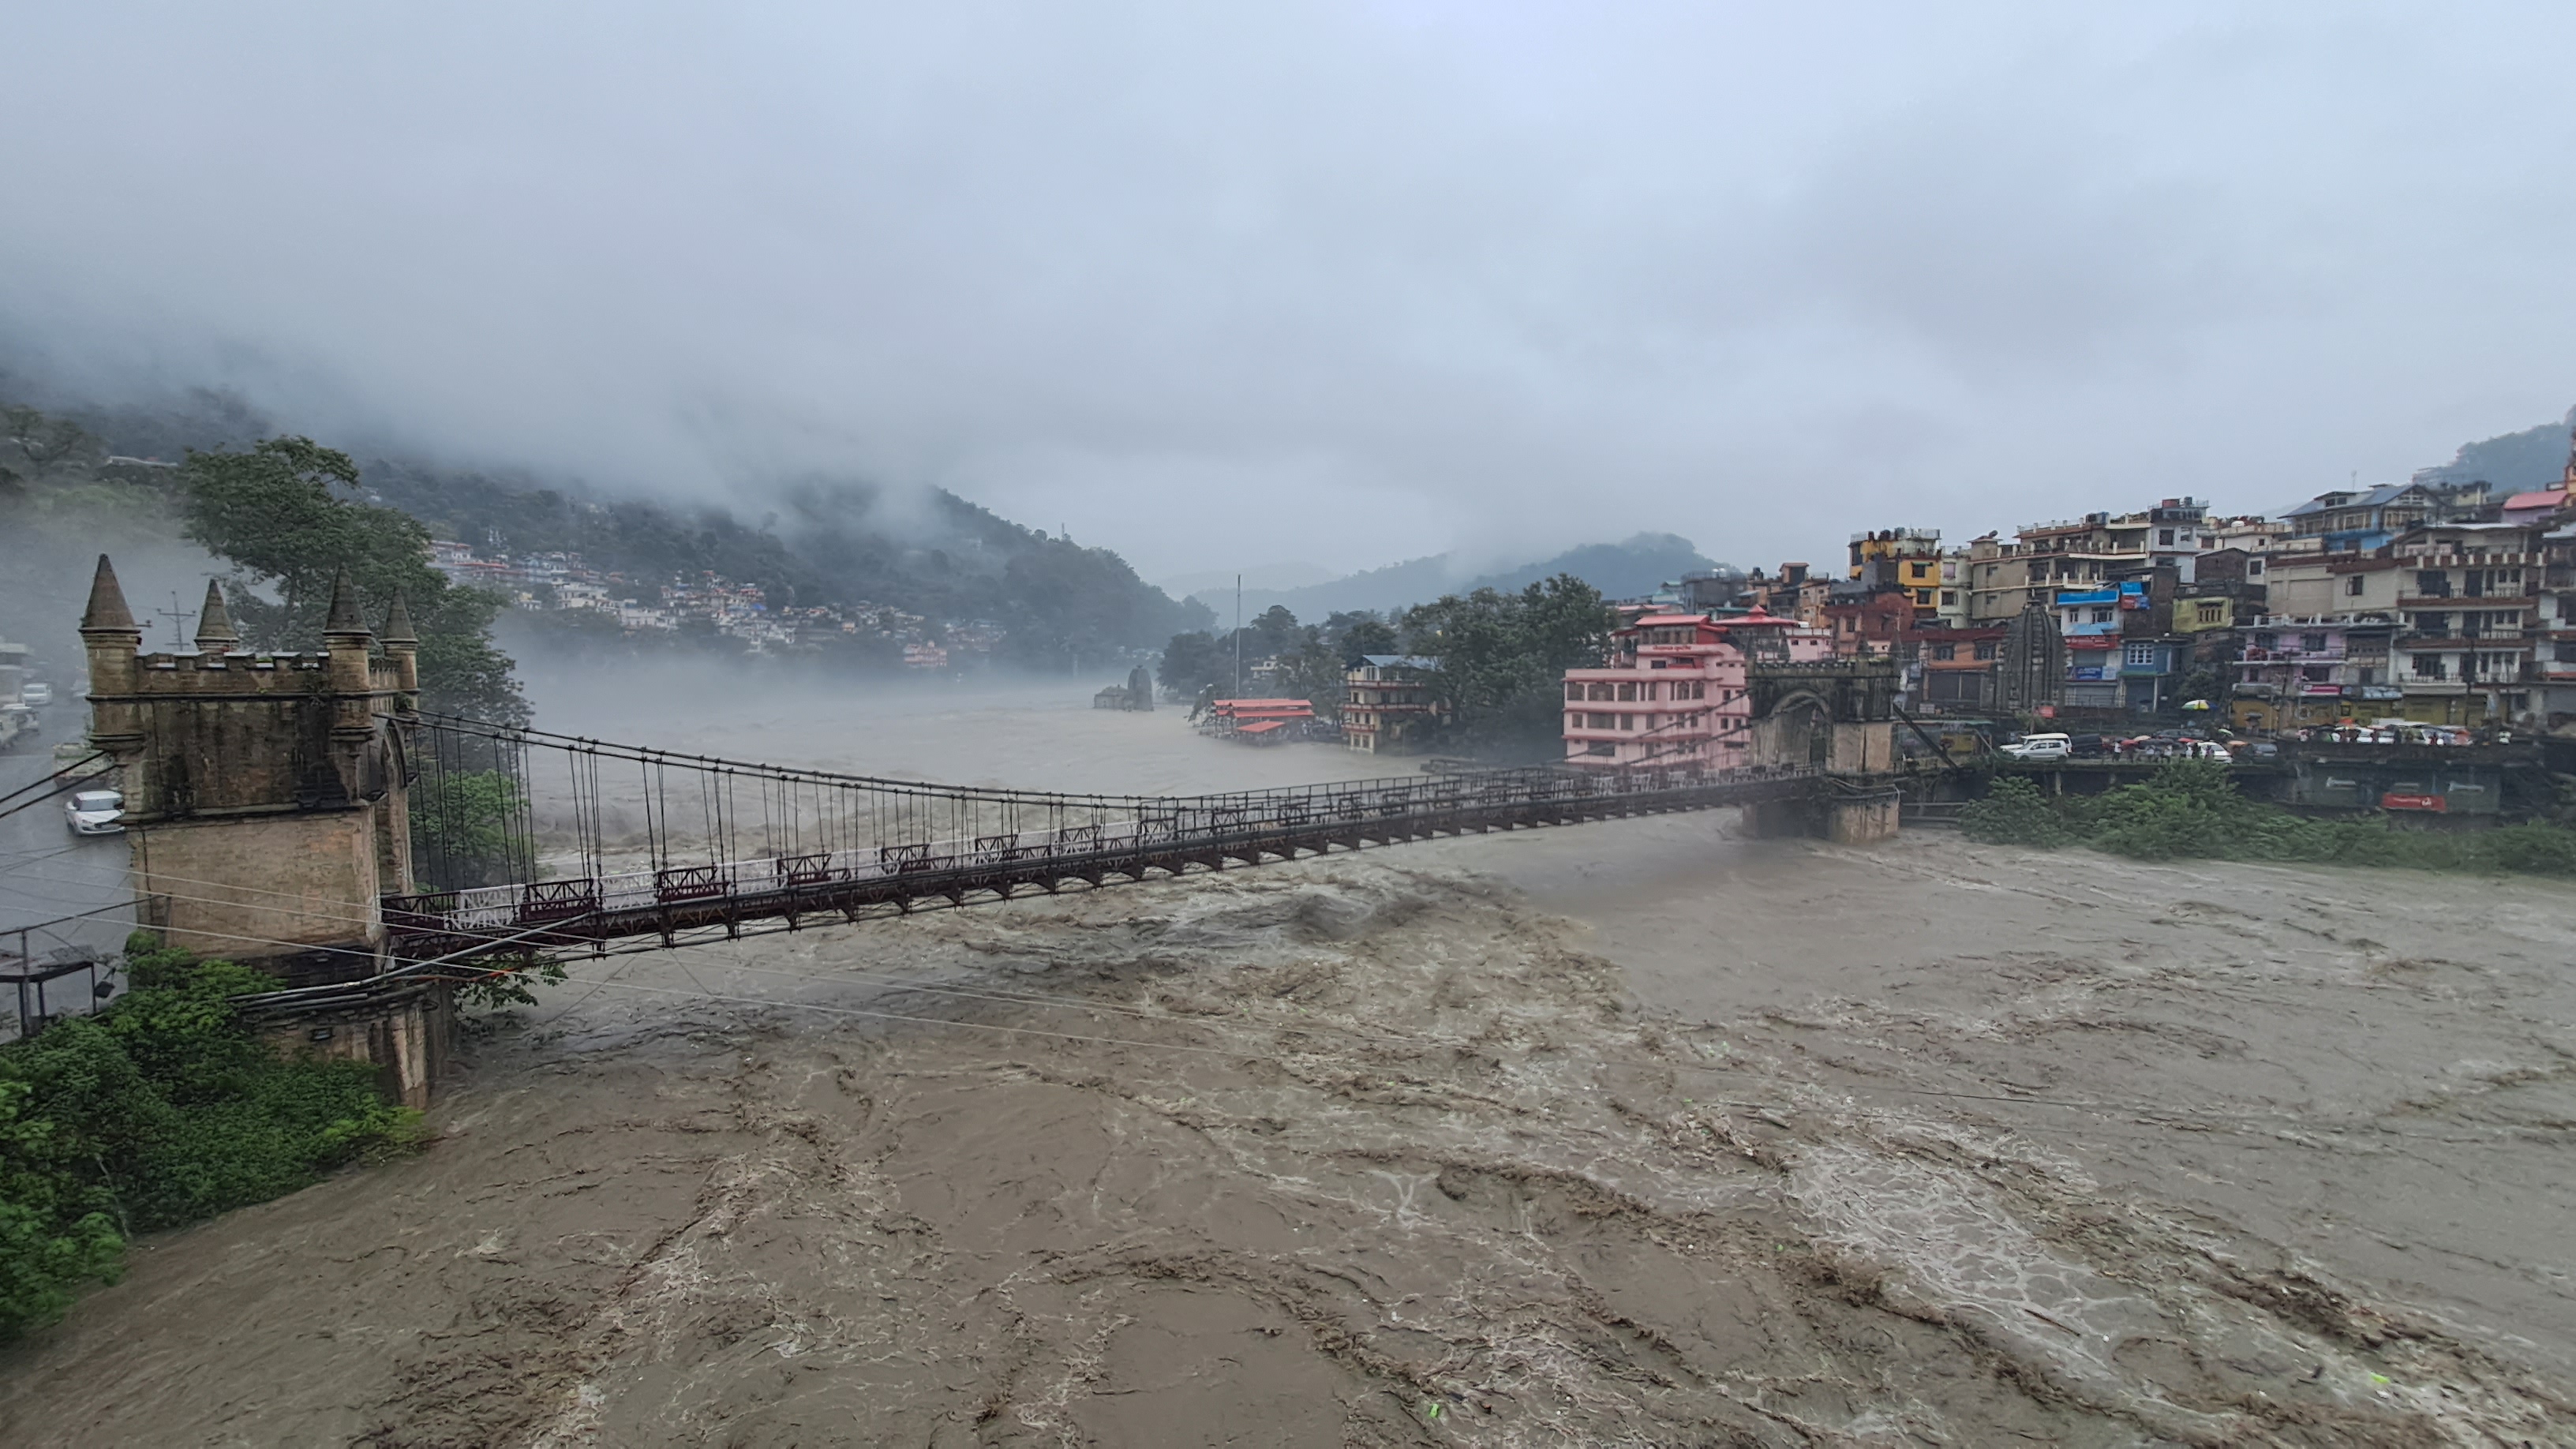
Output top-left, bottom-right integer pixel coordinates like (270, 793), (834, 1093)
(424, 540), (1009, 668)
(1183, 433), (2576, 789)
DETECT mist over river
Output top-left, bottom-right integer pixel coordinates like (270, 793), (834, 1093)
(2, 665), (2570, 1445)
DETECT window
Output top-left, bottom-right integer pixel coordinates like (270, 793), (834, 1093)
(1587, 683), (1613, 702)
(2158, 529), (2175, 546)
(1931, 642), (1955, 661)
(2253, 631), (2276, 650)
(2301, 632), (2326, 653)
(1586, 742), (1616, 757)
(1619, 713), (1634, 730)
(2346, 574), (2364, 596)
(1616, 681), (1638, 702)
(2410, 654), (2445, 680)
(1974, 640), (1998, 661)
(2092, 608), (2114, 623)
(1564, 682), (1582, 701)
(1940, 590), (1956, 606)
(1585, 712), (1616, 729)
(2124, 642), (2157, 668)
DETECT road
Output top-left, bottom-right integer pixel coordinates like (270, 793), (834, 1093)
(0, 699), (133, 1035)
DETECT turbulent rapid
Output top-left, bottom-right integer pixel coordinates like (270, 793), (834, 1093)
(2, 669), (2568, 1445)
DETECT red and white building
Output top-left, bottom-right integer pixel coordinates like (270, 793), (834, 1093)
(1561, 610), (1832, 769)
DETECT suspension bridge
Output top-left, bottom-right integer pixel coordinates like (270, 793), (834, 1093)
(58, 556), (1899, 1102)
(391, 712), (1826, 964)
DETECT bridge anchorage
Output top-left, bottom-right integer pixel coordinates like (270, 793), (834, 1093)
(65, 554), (1901, 1104)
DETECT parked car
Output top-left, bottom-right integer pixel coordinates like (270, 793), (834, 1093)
(2066, 733), (2106, 758)
(20, 683), (53, 707)
(2001, 732), (2071, 762)
(63, 788), (125, 835)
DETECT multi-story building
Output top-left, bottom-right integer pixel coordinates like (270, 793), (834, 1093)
(2278, 481), (2492, 554)
(2540, 522), (2576, 732)
(1909, 625), (2008, 712)
(1562, 611), (1832, 769)
(2389, 522), (2541, 725)
(1968, 499), (2210, 625)
(1341, 654), (1444, 753)
(2230, 616), (2401, 734)
(1849, 528), (1945, 620)
(1964, 533), (2039, 623)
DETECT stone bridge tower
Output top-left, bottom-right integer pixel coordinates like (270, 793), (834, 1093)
(1741, 656), (1902, 843)
(81, 555), (419, 982)
(82, 556), (447, 1105)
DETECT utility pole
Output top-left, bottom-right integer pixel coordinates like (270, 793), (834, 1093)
(153, 590), (197, 650)
(1234, 574), (1243, 698)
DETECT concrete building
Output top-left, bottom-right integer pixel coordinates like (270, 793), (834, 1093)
(2388, 522), (2542, 726)
(1562, 610), (1832, 769)
(1341, 655), (1443, 753)
(2230, 615), (2402, 734)
(1848, 528), (1945, 620)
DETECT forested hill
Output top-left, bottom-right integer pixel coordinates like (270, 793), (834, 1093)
(2411, 405), (2576, 492)
(2, 380), (1211, 663)
(1200, 532), (1718, 620)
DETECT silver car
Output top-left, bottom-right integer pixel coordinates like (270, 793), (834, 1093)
(64, 788), (125, 835)
(21, 683), (53, 707)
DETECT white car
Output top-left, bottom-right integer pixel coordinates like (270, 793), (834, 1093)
(20, 683), (52, 707)
(63, 788), (125, 835)
(2000, 732), (2071, 762)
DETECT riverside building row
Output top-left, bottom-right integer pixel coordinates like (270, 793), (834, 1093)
(1638, 431), (2576, 736)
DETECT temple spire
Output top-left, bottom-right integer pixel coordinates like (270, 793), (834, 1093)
(78, 554), (139, 634)
(194, 578), (239, 650)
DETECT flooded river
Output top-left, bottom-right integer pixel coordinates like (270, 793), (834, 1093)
(2, 665), (2570, 1444)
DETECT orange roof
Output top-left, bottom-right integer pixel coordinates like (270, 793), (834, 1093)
(1236, 719), (1289, 734)
(2503, 489), (2567, 511)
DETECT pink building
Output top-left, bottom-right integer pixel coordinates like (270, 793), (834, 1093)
(1562, 610), (1832, 769)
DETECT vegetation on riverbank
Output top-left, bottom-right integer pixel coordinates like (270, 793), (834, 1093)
(0, 941), (418, 1342)
(1961, 759), (2576, 875)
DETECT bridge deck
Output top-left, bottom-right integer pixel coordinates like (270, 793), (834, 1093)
(382, 763), (1819, 963)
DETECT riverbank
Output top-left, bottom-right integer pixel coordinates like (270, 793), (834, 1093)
(1, 689), (2567, 1443)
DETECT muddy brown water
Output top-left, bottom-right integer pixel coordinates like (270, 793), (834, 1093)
(2, 675), (2570, 1445)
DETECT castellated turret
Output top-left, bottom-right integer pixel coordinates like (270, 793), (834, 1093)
(80, 556), (415, 984)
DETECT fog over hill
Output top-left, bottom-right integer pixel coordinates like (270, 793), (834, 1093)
(1193, 533), (1719, 622)
(0, 373), (1212, 669)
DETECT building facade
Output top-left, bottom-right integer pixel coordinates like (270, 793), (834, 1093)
(1562, 612), (1832, 769)
(1340, 655), (1443, 753)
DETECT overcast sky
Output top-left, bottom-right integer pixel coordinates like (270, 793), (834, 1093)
(4, 2), (2572, 582)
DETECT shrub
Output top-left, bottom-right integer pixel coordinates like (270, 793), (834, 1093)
(1961, 762), (2576, 878)
(0, 942), (419, 1340)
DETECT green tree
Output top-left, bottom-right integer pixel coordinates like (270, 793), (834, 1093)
(1326, 611), (1398, 661)
(0, 940), (419, 1341)
(178, 437), (528, 723)
(410, 768), (528, 889)
(1157, 631), (1226, 704)
(1400, 574), (1619, 758)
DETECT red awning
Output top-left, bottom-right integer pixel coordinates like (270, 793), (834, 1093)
(1236, 720), (1288, 734)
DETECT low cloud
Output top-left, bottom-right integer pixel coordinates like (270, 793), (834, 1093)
(5, 2), (2572, 578)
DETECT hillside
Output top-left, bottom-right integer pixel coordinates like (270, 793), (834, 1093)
(1193, 532), (1719, 620)
(0, 377), (1211, 668)
(2413, 405), (2576, 491)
